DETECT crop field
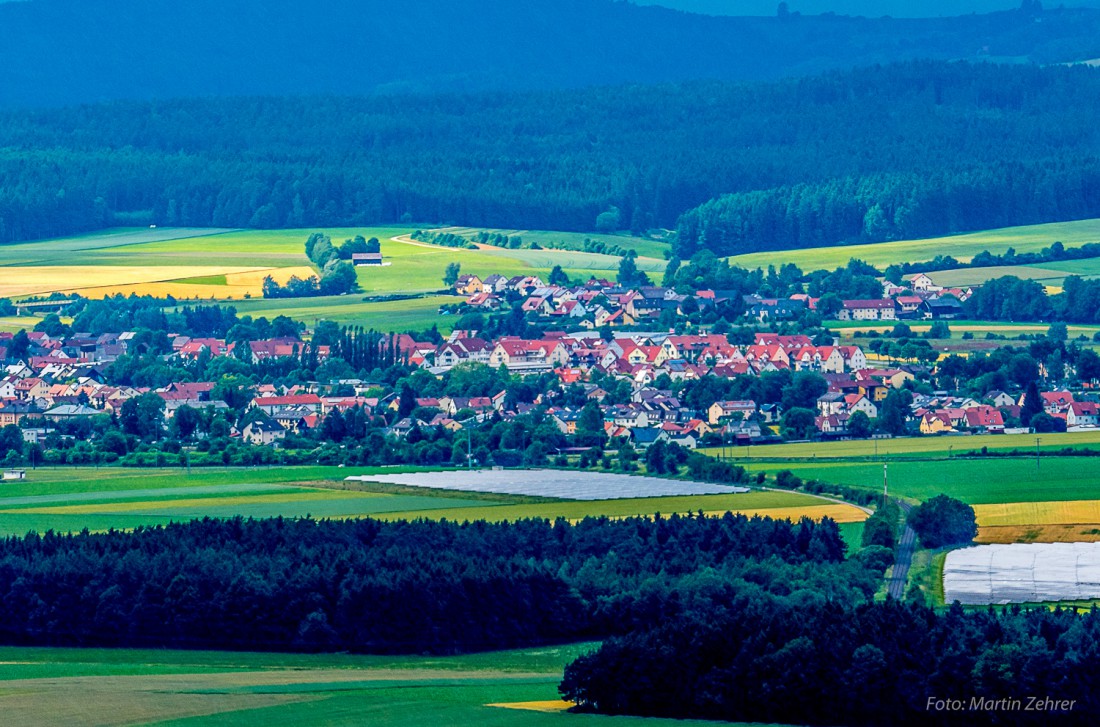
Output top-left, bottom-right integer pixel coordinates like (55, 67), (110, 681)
(0, 466), (867, 537)
(973, 500), (1100, 544)
(0, 226), (664, 331)
(0, 643), (749, 727)
(726, 217), (1100, 271)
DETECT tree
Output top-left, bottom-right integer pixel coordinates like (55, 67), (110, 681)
(1021, 380), (1043, 427)
(908, 494), (977, 548)
(847, 410), (872, 438)
(120, 392), (166, 439)
(443, 262), (461, 287)
(616, 250), (650, 288)
(6, 330), (29, 361)
(171, 404), (201, 440)
(595, 206), (622, 233)
(780, 407), (817, 441)
(875, 390), (912, 436)
(575, 401), (607, 449)
(548, 265), (570, 286)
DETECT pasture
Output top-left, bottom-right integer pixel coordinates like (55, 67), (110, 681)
(0, 466), (867, 537)
(229, 294), (456, 333)
(0, 643), (747, 727)
(726, 217), (1100, 271)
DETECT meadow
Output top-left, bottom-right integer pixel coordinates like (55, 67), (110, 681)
(0, 466), (867, 538)
(726, 217), (1100, 271)
(0, 643), (752, 727)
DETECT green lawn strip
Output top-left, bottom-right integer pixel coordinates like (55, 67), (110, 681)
(371, 490), (832, 523)
(173, 274), (229, 285)
(0, 483), (326, 509)
(742, 457), (1100, 505)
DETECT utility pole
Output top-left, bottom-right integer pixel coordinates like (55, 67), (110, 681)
(883, 462), (888, 508)
(1036, 436), (1041, 470)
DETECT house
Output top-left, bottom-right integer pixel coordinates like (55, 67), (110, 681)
(352, 252), (383, 266)
(844, 394), (878, 419)
(963, 405), (1005, 433)
(489, 338), (568, 372)
(1038, 391), (1075, 414)
(838, 299), (897, 321)
(251, 394), (322, 414)
(242, 419), (287, 446)
(920, 411), (954, 434)
(909, 273), (942, 292)
(2, 469), (26, 481)
(707, 400), (757, 425)
(895, 296), (924, 319)
(1068, 402), (1100, 429)
(922, 297), (964, 320)
(454, 274), (484, 295)
(630, 428), (669, 450)
(986, 390), (1016, 408)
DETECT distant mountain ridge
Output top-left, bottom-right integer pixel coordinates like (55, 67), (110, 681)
(2, 0), (1100, 107)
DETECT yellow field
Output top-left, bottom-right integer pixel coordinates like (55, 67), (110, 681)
(975, 500), (1100, 544)
(58, 265), (317, 300)
(0, 266), (257, 298)
(487, 701), (573, 713)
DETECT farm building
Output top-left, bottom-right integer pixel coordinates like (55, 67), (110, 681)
(2, 470), (26, 481)
(352, 252), (383, 266)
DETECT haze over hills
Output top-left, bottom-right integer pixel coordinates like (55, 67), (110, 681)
(2, 0), (1100, 107)
(633, 0), (1100, 17)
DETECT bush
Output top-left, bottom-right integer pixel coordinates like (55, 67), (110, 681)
(908, 494), (977, 548)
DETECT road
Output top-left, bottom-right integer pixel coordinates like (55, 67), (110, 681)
(887, 500), (917, 600)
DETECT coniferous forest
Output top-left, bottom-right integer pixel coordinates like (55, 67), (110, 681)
(2, 62), (1100, 255)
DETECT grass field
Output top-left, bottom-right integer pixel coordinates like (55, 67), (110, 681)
(425, 226), (671, 260)
(0, 643), (757, 727)
(726, 218), (1100, 271)
(741, 457), (1100, 506)
(228, 294), (457, 333)
(701, 431), (1100, 461)
(0, 466), (867, 537)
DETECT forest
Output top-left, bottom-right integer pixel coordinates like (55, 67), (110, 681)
(0, 513), (862, 654)
(1, 0), (1098, 108)
(560, 598), (1100, 726)
(2, 62), (1100, 254)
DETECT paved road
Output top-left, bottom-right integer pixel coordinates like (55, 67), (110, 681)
(887, 500), (917, 600)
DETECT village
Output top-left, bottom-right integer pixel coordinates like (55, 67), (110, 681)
(0, 271), (1095, 457)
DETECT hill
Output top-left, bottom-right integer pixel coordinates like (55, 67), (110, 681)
(2, 62), (1099, 250)
(2, 0), (1100, 107)
(635, 0), (1100, 17)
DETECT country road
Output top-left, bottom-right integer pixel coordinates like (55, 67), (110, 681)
(887, 500), (916, 600)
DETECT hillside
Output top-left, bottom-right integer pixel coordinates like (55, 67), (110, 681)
(2, 62), (1099, 250)
(2, 0), (1100, 107)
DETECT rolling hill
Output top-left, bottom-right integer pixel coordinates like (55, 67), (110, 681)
(2, 0), (1100, 107)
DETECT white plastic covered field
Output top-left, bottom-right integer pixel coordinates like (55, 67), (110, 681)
(345, 469), (749, 501)
(943, 542), (1100, 605)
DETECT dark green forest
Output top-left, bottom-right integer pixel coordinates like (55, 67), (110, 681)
(2, 0), (1098, 107)
(3, 62), (1100, 253)
(561, 599), (1100, 726)
(0, 513), (857, 653)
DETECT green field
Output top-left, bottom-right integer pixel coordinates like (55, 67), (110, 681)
(726, 218), (1100, 271)
(428, 226), (671, 260)
(742, 457), (1100, 506)
(701, 431), (1100, 461)
(0, 643), (761, 727)
(0, 466), (864, 536)
(228, 294), (457, 332)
